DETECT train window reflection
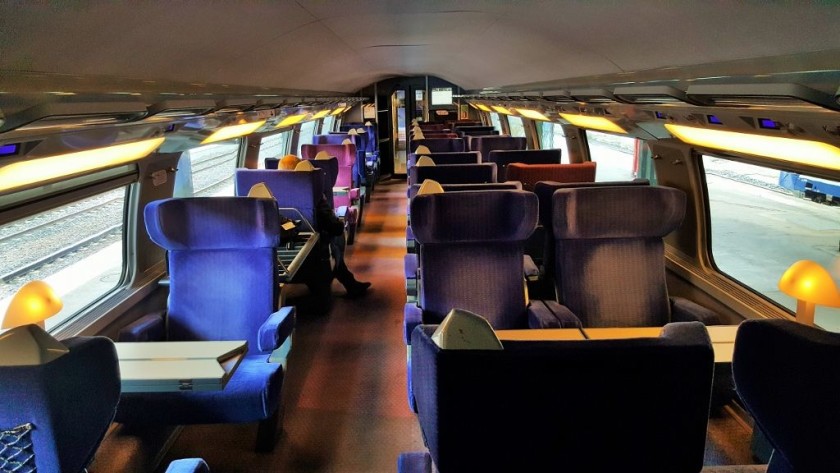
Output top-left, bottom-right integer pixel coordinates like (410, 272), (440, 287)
(258, 132), (291, 169)
(537, 122), (569, 160)
(489, 112), (502, 133)
(704, 156), (840, 330)
(0, 187), (127, 332)
(322, 115), (336, 134)
(174, 140), (240, 197)
(507, 116), (526, 138)
(297, 121), (317, 155)
(586, 130), (640, 181)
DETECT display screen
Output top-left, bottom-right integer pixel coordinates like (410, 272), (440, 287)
(707, 115), (723, 125)
(0, 143), (20, 157)
(431, 87), (453, 106)
(758, 118), (780, 130)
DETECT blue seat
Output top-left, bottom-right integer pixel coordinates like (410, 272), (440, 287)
(734, 319), (840, 473)
(408, 162), (498, 185)
(234, 168), (326, 231)
(404, 321), (714, 473)
(0, 325), (209, 472)
(116, 197), (295, 452)
(406, 151), (481, 168)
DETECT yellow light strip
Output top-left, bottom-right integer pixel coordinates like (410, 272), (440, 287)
(331, 106), (347, 115)
(492, 105), (512, 115)
(665, 124), (840, 171)
(0, 137), (165, 193)
(516, 108), (550, 121)
(475, 103), (492, 112)
(312, 109), (330, 119)
(275, 113), (308, 128)
(201, 120), (266, 144)
(559, 113), (626, 134)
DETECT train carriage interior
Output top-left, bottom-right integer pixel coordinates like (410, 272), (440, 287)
(1, 1), (840, 472)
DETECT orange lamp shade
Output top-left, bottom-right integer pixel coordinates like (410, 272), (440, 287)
(2, 281), (64, 329)
(778, 260), (840, 307)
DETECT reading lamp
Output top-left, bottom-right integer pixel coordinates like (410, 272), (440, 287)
(778, 260), (840, 326)
(0, 281), (68, 366)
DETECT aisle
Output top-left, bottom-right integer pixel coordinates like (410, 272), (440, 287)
(162, 179), (424, 472)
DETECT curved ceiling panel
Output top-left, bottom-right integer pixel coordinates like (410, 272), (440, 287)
(1, 1), (839, 93)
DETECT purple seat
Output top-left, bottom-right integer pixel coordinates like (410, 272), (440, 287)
(301, 143), (361, 243)
(116, 197), (295, 452)
(551, 186), (721, 327)
(406, 151), (481, 168)
(408, 163), (497, 185)
(487, 148), (562, 179)
(410, 138), (465, 153)
(469, 135), (526, 159)
(504, 162), (595, 191)
(313, 133), (356, 146)
(407, 321), (714, 473)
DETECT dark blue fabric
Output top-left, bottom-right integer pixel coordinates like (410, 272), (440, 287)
(118, 311), (166, 342)
(258, 306), (295, 352)
(410, 138), (465, 153)
(165, 458), (210, 473)
(469, 135), (526, 160)
(116, 355), (283, 425)
(411, 322), (713, 473)
(397, 452), (432, 473)
(407, 151), (481, 168)
(307, 157), (339, 206)
(0, 336), (119, 473)
(409, 163), (497, 185)
(233, 169), (325, 231)
(407, 182), (521, 200)
(734, 319), (840, 473)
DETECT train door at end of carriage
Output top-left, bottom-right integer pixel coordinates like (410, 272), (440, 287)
(391, 89), (407, 175)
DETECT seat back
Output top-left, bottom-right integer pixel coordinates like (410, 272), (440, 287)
(408, 182), (521, 200)
(234, 169), (325, 229)
(410, 190), (537, 327)
(407, 151), (481, 168)
(313, 133), (355, 146)
(487, 148), (563, 179)
(411, 322), (713, 473)
(145, 197), (280, 352)
(300, 144), (357, 206)
(552, 186), (685, 327)
(734, 319), (840, 473)
(469, 135), (526, 156)
(307, 156), (339, 206)
(504, 162), (596, 190)
(409, 163), (497, 185)
(0, 333), (120, 473)
(410, 138), (465, 153)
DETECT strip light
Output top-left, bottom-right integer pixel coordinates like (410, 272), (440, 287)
(559, 113), (627, 134)
(331, 106), (347, 115)
(516, 108), (550, 121)
(275, 114), (308, 128)
(201, 120), (266, 144)
(665, 124), (840, 171)
(492, 105), (512, 115)
(475, 104), (492, 112)
(312, 110), (330, 119)
(0, 137), (165, 193)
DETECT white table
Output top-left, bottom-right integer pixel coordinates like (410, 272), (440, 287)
(115, 340), (247, 393)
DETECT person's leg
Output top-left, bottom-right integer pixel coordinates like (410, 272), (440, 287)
(330, 235), (370, 297)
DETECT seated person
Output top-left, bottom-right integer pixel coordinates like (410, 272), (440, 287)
(278, 154), (371, 298)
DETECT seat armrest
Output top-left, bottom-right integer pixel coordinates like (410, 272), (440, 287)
(527, 300), (582, 328)
(404, 303), (424, 345)
(258, 306), (296, 353)
(165, 459), (210, 473)
(523, 254), (540, 281)
(670, 297), (722, 325)
(118, 312), (166, 342)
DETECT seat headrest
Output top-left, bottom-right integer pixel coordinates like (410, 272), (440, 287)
(315, 151), (332, 159)
(356, 127), (366, 134)
(364, 121), (373, 126)
(418, 179), (444, 195)
(145, 197), (280, 250)
(415, 145), (431, 155)
(411, 190), (537, 243)
(415, 156), (435, 167)
(294, 160), (316, 171)
(431, 309), (503, 350)
(247, 182), (274, 199)
(348, 129), (358, 135)
(341, 138), (353, 145)
(552, 186), (685, 239)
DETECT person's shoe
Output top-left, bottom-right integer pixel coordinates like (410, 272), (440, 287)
(345, 281), (371, 298)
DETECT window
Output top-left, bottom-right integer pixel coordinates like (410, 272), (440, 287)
(297, 121), (318, 155)
(0, 186), (128, 331)
(538, 122), (569, 160)
(703, 156), (840, 330)
(174, 140), (240, 197)
(507, 116), (526, 138)
(321, 115), (336, 134)
(257, 132), (290, 169)
(489, 112), (502, 133)
(586, 130), (640, 182)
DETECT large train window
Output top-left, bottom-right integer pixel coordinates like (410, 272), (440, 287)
(0, 186), (127, 332)
(173, 140), (240, 197)
(537, 122), (570, 160)
(586, 131), (642, 181)
(297, 121), (317, 155)
(322, 115), (336, 134)
(489, 112), (502, 133)
(257, 132), (291, 169)
(507, 116), (526, 138)
(703, 156), (840, 330)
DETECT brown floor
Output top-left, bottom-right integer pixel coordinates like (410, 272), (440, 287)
(160, 179), (760, 473)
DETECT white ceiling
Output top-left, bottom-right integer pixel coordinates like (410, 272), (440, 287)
(1, 1), (839, 93)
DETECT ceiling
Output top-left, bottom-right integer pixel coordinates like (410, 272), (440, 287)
(2, 1), (840, 94)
